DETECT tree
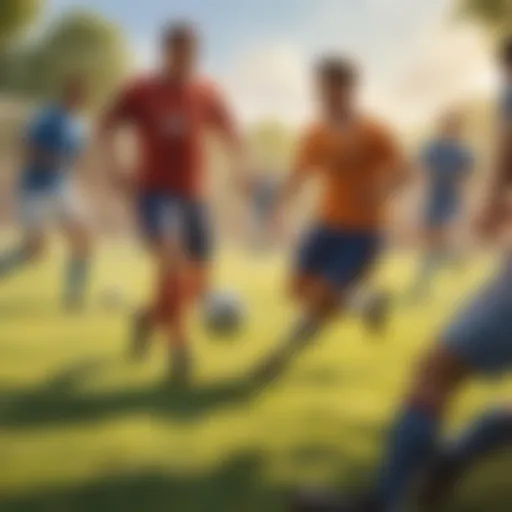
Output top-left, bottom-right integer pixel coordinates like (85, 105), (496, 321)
(459, 0), (512, 36)
(247, 119), (296, 171)
(31, 9), (132, 107)
(0, 0), (43, 51)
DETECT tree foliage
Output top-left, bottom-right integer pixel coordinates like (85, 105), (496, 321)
(31, 9), (131, 106)
(0, 0), (43, 51)
(459, 0), (512, 36)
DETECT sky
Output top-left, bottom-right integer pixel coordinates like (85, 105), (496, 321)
(46, 0), (497, 128)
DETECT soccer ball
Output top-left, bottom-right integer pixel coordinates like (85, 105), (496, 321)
(203, 291), (245, 337)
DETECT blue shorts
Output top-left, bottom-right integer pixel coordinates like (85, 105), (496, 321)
(138, 192), (212, 262)
(443, 264), (512, 375)
(425, 197), (460, 228)
(296, 226), (380, 288)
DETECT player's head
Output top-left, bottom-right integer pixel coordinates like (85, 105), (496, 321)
(439, 109), (465, 138)
(161, 21), (199, 79)
(315, 56), (359, 116)
(499, 36), (512, 79)
(61, 74), (89, 111)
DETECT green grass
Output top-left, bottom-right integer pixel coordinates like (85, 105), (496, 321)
(0, 239), (511, 512)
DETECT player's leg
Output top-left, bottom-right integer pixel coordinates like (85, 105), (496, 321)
(60, 202), (93, 311)
(375, 265), (512, 511)
(155, 233), (192, 383)
(0, 192), (47, 278)
(294, 266), (512, 512)
(253, 229), (379, 383)
(410, 225), (445, 301)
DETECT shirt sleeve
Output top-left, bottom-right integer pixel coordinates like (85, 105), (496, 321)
(206, 85), (238, 139)
(375, 125), (403, 174)
(101, 83), (139, 129)
(294, 127), (321, 174)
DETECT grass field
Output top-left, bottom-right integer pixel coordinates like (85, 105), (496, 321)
(0, 239), (512, 512)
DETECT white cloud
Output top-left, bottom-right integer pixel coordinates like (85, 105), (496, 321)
(220, 41), (312, 126)
(132, 22), (496, 131)
(366, 23), (497, 129)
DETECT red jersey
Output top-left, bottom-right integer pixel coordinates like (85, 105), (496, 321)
(103, 75), (236, 198)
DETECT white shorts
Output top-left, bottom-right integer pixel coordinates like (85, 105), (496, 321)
(19, 182), (88, 232)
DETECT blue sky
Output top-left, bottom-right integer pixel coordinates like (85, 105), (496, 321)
(46, 0), (493, 126)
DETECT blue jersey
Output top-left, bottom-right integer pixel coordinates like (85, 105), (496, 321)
(421, 138), (474, 207)
(21, 105), (85, 192)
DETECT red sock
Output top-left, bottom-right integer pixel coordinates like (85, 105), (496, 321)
(159, 271), (190, 347)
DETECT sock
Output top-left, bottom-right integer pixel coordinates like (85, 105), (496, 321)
(0, 246), (31, 278)
(377, 403), (440, 510)
(65, 257), (90, 306)
(447, 408), (512, 467)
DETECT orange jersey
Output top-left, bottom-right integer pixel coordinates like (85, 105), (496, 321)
(296, 117), (402, 231)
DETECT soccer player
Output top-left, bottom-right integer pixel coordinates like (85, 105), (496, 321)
(0, 75), (92, 310)
(410, 110), (474, 301)
(252, 56), (405, 381)
(100, 22), (244, 383)
(293, 37), (512, 512)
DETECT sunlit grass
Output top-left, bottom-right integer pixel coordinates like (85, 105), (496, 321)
(0, 239), (511, 511)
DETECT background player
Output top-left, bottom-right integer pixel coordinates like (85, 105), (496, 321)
(410, 110), (475, 301)
(253, 56), (405, 381)
(100, 22), (245, 384)
(0, 75), (92, 310)
(294, 37), (512, 512)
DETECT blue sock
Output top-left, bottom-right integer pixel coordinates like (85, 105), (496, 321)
(448, 408), (512, 467)
(377, 404), (439, 510)
(65, 257), (90, 306)
(0, 245), (31, 278)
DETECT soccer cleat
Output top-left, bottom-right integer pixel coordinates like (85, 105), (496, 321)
(130, 311), (153, 361)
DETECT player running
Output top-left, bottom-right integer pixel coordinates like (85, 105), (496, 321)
(0, 75), (92, 310)
(253, 56), (405, 381)
(410, 110), (475, 301)
(100, 22), (245, 384)
(294, 38), (512, 512)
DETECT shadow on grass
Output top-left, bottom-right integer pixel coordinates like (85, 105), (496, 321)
(0, 452), (287, 512)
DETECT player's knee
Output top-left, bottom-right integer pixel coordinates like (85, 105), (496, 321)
(25, 235), (46, 259)
(409, 346), (469, 414)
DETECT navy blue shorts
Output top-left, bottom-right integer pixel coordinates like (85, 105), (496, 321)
(138, 192), (212, 262)
(424, 197), (460, 228)
(296, 226), (380, 288)
(443, 263), (512, 376)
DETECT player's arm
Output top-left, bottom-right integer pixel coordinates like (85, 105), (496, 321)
(375, 127), (411, 199)
(271, 129), (319, 230)
(96, 83), (139, 192)
(207, 86), (251, 194)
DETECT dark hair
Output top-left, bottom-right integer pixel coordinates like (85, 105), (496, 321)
(316, 55), (358, 86)
(161, 21), (198, 47)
